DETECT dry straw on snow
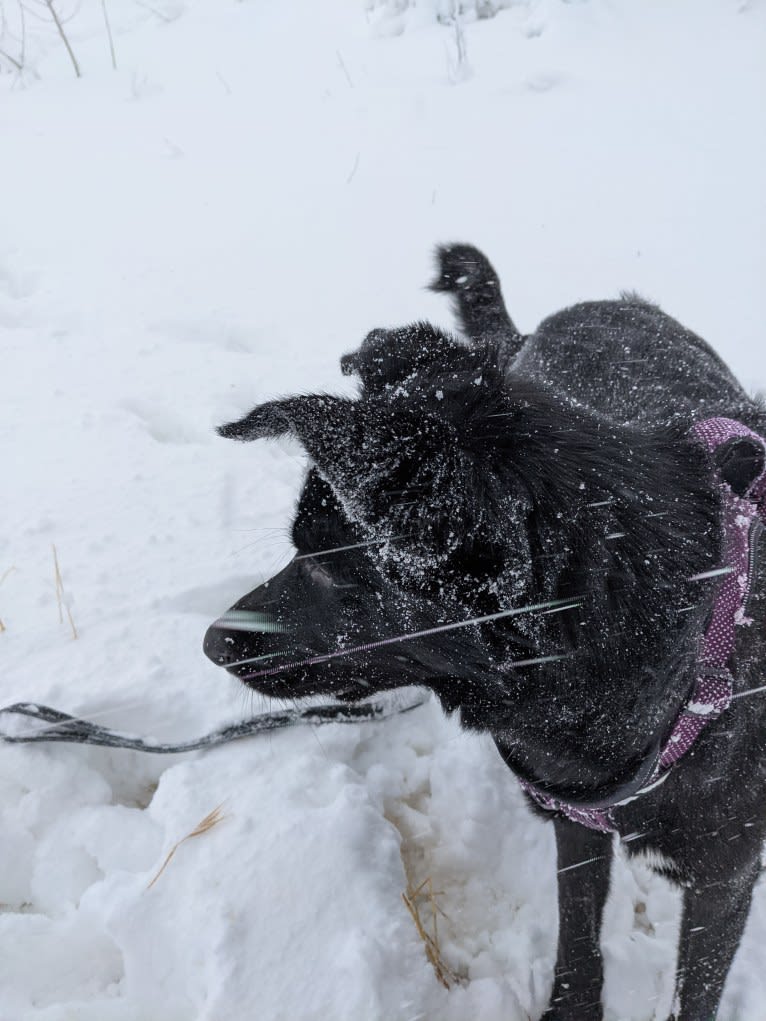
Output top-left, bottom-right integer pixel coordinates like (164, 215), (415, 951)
(147, 804), (227, 890)
(52, 544), (77, 640)
(402, 876), (459, 990)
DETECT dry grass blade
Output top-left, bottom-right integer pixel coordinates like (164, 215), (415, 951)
(402, 877), (459, 990)
(53, 546), (64, 624)
(52, 544), (78, 639)
(147, 803), (226, 890)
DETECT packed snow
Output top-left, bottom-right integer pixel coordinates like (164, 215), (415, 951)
(2, 1), (765, 1018)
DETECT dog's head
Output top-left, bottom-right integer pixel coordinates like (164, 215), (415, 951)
(203, 324), (542, 706)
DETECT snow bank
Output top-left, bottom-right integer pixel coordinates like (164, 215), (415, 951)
(1, 0), (765, 1018)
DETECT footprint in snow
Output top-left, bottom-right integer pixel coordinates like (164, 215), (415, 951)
(524, 72), (567, 94)
(0, 261), (38, 301)
(121, 399), (206, 446)
(151, 319), (266, 355)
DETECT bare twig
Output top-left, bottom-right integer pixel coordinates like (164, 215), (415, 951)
(100, 0), (116, 69)
(134, 0), (175, 24)
(345, 152), (360, 185)
(0, 46), (23, 70)
(42, 0), (81, 78)
(0, 0), (24, 71)
(147, 804), (226, 889)
(52, 544), (78, 639)
(446, 0), (471, 84)
(336, 48), (353, 88)
(18, 0), (26, 68)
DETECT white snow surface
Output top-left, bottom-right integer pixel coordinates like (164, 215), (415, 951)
(2, 1), (765, 1019)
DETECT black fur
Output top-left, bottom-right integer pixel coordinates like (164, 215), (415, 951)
(206, 244), (766, 1020)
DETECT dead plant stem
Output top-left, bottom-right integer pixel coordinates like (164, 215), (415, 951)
(42, 0), (81, 78)
(100, 0), (116, 69)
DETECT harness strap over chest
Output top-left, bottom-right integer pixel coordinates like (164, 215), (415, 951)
(522, 417), (766, 832)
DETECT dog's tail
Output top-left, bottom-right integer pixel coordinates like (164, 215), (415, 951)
(429, 244), (523, 368)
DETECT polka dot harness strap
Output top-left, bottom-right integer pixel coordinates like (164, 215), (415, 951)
(661, 418), (766, 772)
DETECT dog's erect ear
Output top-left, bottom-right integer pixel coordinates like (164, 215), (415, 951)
(340, 321), (495, 394)
(341, 323), (464, 390)
(218, 395), (361, 464)
(217, 394), (489, 542)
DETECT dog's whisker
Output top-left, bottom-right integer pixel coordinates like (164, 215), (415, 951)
(229, 537), (291, 558)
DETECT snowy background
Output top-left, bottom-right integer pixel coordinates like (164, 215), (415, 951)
(2, 1), (765, 1018)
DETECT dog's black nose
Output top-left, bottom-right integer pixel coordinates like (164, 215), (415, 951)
(203, 623), (241, 668)
(203, 608), (286, 675)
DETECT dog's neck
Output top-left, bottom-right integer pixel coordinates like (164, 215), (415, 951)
(468, 390), (723, 796)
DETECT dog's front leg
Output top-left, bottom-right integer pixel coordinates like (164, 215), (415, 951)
(671, 864), (759, 1021)
(542, 816), (612, 1021)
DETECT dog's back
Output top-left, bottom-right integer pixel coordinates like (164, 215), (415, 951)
(516, 295), (757, 429)
(430, 242), (761, 433)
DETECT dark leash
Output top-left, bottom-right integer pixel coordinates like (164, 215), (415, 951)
(0, 695), (428, 755)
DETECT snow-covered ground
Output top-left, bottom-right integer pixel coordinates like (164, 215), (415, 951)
(1, 1), (765, 1018)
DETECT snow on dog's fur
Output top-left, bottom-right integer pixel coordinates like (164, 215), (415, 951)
(205, 245), (766, 1021)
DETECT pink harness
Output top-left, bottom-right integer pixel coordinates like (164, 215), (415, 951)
(523, 417), (766, 832)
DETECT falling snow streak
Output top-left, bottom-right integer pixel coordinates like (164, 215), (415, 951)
(294, 536), (407, 560)
(241, 598), (581, 681)
(688, 566), (735, 582)
(210, 610), (286, 633)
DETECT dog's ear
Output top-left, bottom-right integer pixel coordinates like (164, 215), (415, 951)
(218, 393), (488, 541)
(218, 395), (361, 464)
(340, 322), (486, 393)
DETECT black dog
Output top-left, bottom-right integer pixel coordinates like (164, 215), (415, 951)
(205, 245), (766, 1020)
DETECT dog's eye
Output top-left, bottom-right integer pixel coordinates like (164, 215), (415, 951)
(304, 560), (358, 591)
(304, 561), (334, 588)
